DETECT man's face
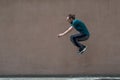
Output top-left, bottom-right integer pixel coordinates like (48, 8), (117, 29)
(66, 17), (72, 23)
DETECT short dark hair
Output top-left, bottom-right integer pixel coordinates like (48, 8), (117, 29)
(68, 14), (75, 20)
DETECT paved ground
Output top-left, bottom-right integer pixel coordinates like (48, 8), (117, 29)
(0, 77), (120, 80)
(0, 0), (120, 76)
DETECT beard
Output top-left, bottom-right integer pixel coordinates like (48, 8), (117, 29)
(70, 21), (73, 24)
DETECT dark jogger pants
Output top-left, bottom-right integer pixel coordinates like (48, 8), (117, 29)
(70, 33), (89, 50)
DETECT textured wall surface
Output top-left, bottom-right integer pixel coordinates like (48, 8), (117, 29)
(0, 0), (120, 75)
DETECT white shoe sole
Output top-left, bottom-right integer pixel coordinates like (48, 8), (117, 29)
(78, 46), (87, 54)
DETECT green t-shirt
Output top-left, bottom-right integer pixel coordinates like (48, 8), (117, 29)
(71, 19), (90, 36)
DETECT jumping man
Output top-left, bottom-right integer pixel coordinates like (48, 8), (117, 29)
(58, 14), (90, 54)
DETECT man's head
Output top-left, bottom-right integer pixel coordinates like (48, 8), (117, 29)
(66, 14), (75, 23)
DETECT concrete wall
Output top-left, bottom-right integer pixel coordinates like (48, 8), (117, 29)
(0, 0), (120, 75)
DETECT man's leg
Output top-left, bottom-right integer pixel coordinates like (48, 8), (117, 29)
(70, 33), (89, 53)
(70, 34), (81, 48)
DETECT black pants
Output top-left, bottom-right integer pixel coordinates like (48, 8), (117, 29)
(70, 33), (89, 50)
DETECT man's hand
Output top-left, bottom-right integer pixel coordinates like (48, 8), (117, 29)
(57, 26), (73, 38)
(57, 33), (64, 38)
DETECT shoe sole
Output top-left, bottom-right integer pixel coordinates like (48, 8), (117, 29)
(78, 46), (87, 55)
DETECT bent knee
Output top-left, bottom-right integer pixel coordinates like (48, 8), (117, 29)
(70, 35), (75, 41)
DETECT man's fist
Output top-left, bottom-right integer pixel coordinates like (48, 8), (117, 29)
(58, 33), (64, 38)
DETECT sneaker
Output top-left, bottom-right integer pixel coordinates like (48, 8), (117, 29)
(78, 46), (87, 54)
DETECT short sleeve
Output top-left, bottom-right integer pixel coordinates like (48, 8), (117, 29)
(72, 20), (78, 27)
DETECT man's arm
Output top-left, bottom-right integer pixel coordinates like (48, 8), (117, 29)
(58, 26), (73, 37)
